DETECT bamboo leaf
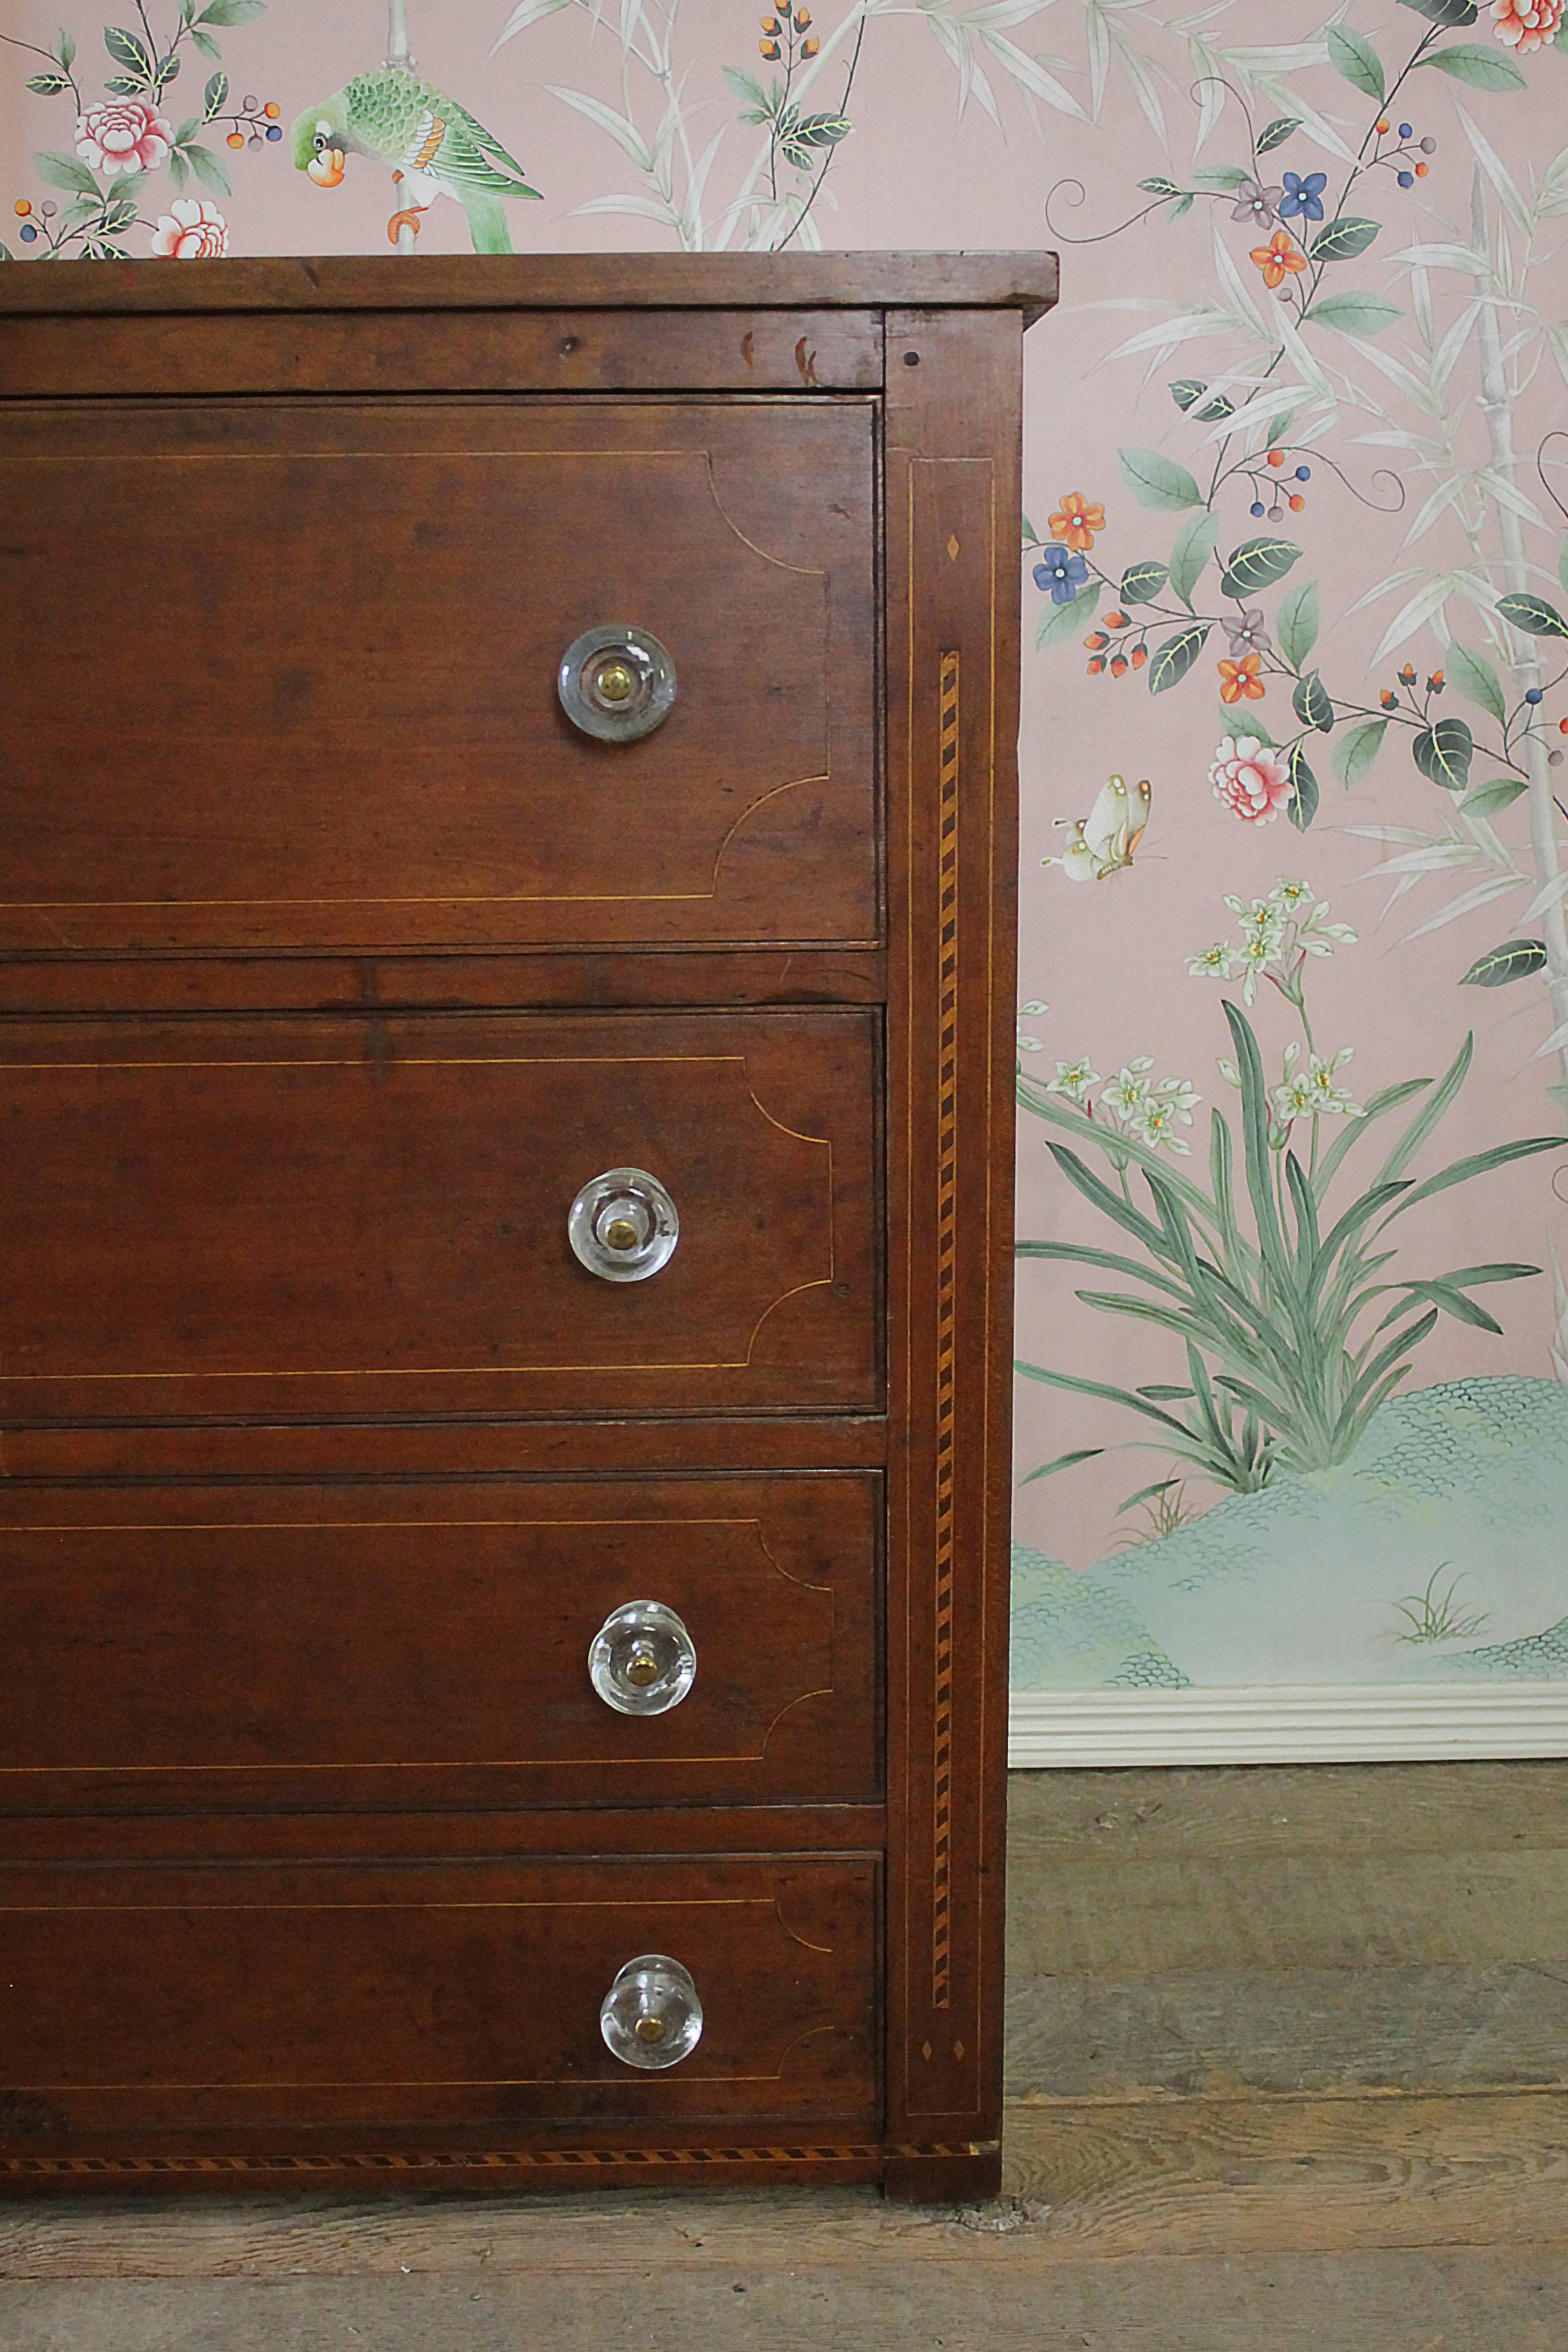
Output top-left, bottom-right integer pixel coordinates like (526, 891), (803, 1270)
(1459, 936), (1548, 986)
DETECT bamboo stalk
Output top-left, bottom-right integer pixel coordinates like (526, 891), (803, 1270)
(387, 0), (416, 255)
(1470, 170), (1568, 1094)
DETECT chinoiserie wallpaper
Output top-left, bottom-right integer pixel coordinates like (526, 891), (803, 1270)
(4, 0), (1566, 1700)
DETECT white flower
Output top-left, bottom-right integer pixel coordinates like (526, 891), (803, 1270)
(1020, 1000), (1048, 1015)
(1101, 1059), (1154, 1121)
(1299, 900), (1358, 958)
(1217, 1057), (1242, 1091)
(1268, 877), (1315, 915)
(149, 198), (229, 260)
(1131, 1095), (1193, 1155)
(1047, 1055), (1100, 1105)
(1305, 1048), (1365, 1117)
(1018, 1036), (1045, 1053)
(1272, 1073), (1315, 1122)
(1234, 927), (1279, 1005)
(1187, 941), (1237, 979)
(1154, 1074), (1201, 1122)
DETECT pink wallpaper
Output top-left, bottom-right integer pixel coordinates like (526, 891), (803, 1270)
(5, 0), (1566, 1690)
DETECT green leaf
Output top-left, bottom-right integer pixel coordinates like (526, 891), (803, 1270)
(183, 140), (231, 196)
(1497, 591), (1568, 640)
(1256, 116), (1300, 153)
(1120, 560), (1169, 605)
(1217, 710), (1274, 745)
(1219, 536), (1301, 599)
(1326, 23), (1386, 100)
(168, 148), (190, 191)
(104, 24), (153, 76)
(1191, 164), (1250, 192)
(1035, 579), (1102, 652)
(34, 149), (101, 197)
(103, 73), (145, 93)
(1148, 620), (1210, 695)
(1168, 194), (1195, 221)
(1459, 778), (1527, 819)
(1169, 378), (1234, 421)
(1287, 743), (1319, 831)
(26, 72), (71, 94)
(1117, 1478), (1180, 1511)
(1416, 41), (1526, 89)
(794, 111), (852, 146)
(1560, 540), (1568, 595)
(100, 196), (138, 233)
(1118, 446), (1205, 513)
(1018, 1446), (1105, 1486)
(1333, 717), (1387, 787)
(1276, 579), (1319, 670)
(1442, 642), (1507, 724)
(1304, 292), (1402, 337)
(1013, 1360), (1193, 1438)
(1397, 0), (1478, 22)
(196, 0), (267, 21)
(1138, 176), (1180, 195)
(722, 65), (770, 109)
(1168, 509), (1218, 608)
(59, 26), (77, 68)
(1309, 216), (1380, 263)
(1291, 669), (1334, 732)
(1413, 716), (1474, 790)
(189, 27), (220, 55)
(203, 69), (229, 121)
(156, 53), (181, 89)
(1459, 937), (1547, 987)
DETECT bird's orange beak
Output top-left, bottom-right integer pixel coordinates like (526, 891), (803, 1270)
(308, 147), (347, 188)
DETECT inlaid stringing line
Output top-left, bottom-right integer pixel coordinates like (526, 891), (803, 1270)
(932, 647), (962, 2014)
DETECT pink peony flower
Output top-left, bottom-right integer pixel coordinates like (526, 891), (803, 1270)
(1209, 735), (1293, 825)
(75, 97), (174, 179)
(1489, 0), (1562, 46)
(149, 199), (230, 260)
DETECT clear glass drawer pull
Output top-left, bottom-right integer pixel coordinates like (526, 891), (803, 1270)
(589, 1599), (696, 1717)
(558, 624), (676, 742)
(568, 1167), (679, 1283)
(600, 1953), (704, 2070)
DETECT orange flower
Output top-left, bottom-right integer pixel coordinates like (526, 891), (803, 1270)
(1219, 653), (1266, 705)
(1250, 230), (1308, 290)
(1048, 491), (1105, 553)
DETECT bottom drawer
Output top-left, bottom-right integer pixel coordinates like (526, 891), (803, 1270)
(0, 1854), (879, 2144)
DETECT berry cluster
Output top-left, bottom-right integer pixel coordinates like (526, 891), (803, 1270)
(1372, 117), (1437, 190)
(1247, 448), (1312, 522)
(223, 97), (283, 152)
(1083, 610), (1149, 678)
(1380, 662), (1445, 713)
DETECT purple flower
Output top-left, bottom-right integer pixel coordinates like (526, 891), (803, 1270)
(1223, 608), (1272, 658)
(1034, 543), (1090, 605)
(1279, 170), (1327, 224)
(1231, 176), (1283, 229)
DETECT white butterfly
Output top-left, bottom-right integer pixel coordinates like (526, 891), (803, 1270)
(1043, 775), (1151, 883)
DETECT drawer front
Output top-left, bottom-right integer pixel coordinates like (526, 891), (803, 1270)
(0, 1476), (880, 1812)
(0, 1856), (879, 2142)
(0, 399), (877, 952)
(0, 1010), (879, 1422)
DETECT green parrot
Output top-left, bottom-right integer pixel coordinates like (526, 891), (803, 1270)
(291, 69), (541, 253)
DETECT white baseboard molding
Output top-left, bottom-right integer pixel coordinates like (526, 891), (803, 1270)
(1007, 1681), (1568, 1768)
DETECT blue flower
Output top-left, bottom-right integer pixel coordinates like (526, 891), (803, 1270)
(1279, 170), (1327, 224)
(1033, 543), (1089, 605)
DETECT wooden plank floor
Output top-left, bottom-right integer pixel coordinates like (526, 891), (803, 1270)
(3, 1762), (1565, 2349)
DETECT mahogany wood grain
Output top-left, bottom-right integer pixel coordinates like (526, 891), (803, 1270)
(0, 948), (888, 1018)
(0, 309), (884, 396)
(0, 1010), (879, 1423)
(0, 1474), (881, 1815)
(0, 399), (876, 953)
(881, 308), (1020, 2159)
(0, 251), (1059, 323)
(0, 1854), (879, 2145)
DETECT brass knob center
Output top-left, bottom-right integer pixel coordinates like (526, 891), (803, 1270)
(596, 660), (636, 705)
(634, 2014), (667, 2045)
(603, 1216), (641, 1252)
(624, 1651), (659, 1687)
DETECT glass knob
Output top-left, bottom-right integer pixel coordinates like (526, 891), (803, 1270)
(568, 1167), (678, 1284)
(599, 1953), (704, 2070)
(589, 1599), (697, 1717)
(558, 625), (676, 742)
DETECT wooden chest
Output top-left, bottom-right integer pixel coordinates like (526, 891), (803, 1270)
(0, 252), (1052, 2201)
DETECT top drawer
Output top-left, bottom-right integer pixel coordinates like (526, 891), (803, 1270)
(0, 398), (877, 954)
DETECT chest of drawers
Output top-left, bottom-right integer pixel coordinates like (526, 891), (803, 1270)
(0, 252), (1053, 2202)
